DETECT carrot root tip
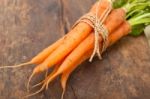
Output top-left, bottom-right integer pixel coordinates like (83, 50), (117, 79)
(45, 73), (58, 89)
(0, 62), (31, 69)
(61, 88), (66, 99)
(27, 72), (35, 92)
(31, 80), (45, 89)
(30, 70), (48, 89)
(45, 70), (48, 78)
(24, 84), (46, 98)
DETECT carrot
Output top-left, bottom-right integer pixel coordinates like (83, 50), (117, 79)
(32, 5), (125, 76)
(0, 37), (64, 68)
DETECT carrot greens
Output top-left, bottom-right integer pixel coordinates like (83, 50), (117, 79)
(121, 0), (150, 36)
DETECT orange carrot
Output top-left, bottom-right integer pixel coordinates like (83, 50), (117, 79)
(32, 6), (125, 76)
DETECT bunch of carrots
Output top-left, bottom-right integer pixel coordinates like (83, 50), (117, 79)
(1, 0), (150, 98)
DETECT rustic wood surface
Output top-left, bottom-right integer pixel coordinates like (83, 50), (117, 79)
(0, 0), (150, 99)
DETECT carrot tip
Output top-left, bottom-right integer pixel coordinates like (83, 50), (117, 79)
(45, 69), (48, 78)
(24, 84), (46, 98)
(27, 72), (35, 92)
(61, 88), (66, 99)
(31, 80), (44, 89)
(45, 72), (59, 89)
(46, 82), (49, 90)
(0, 62), (31, 69)
(31, 69), (48, 89)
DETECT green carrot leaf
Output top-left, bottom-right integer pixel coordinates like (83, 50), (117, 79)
(113, 0), (127, 8)
(130, 24), (145, 36)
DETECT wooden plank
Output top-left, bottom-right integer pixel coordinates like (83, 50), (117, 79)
(0, 0), (150, 99)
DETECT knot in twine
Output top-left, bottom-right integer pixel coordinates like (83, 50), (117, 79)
(73, 0), (112, 62)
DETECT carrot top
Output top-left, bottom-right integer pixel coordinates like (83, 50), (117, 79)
(113, 0), (150, 36)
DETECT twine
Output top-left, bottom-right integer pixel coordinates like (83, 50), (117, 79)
(72, 0), (112, 62)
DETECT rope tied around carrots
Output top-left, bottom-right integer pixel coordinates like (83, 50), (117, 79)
(72, 0), (112, 62)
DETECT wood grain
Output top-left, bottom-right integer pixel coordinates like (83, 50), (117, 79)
(0, 0), (150, 99)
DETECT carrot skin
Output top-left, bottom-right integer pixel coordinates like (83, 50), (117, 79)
(106, 21), (131, 47)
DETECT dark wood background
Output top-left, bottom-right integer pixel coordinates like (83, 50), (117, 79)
(0, 0), (150, 99)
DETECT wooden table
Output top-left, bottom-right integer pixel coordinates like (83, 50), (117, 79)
(0, 0), (150, 99)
